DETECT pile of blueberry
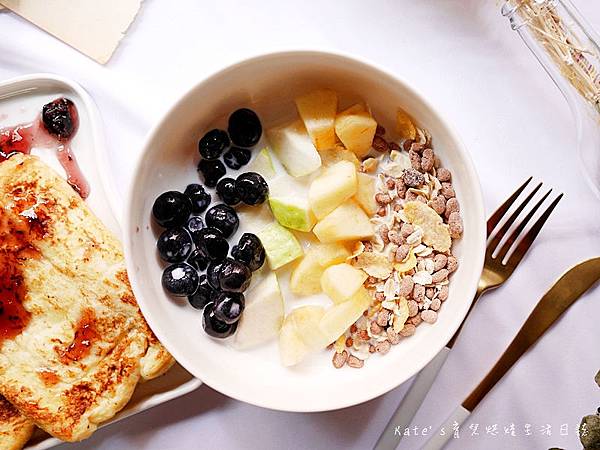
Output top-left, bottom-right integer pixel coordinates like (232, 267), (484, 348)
(152, 108), (269, 339)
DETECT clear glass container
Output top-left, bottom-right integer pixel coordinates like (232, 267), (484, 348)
(502, 0), (600, 198)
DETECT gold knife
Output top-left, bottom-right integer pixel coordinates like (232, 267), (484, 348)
(421, 257), (600, 450)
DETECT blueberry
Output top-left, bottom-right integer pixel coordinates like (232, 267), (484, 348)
(162, 263), (199, 297)
(187, 248), (209, 272)
(202, 302), (237, 338)
(152, 191), (192, 228)
(156, 227), (193, 263)
(223, 147), (252, 170)
(228, 108), (262, 148)
(235, 172), (269, 206)
(218, 258), (252, 293)
(187, 274), (217, 309)
(196, 227), (229, 260)
(206, 260), (225, 290)
(42, 97), (78, 141)
(184, 184), (211, 214)
(215, 178), (241, 206)
(205, 204), (239, 238)
(198, 129), (230, 160)
(198, 159), (226, 188)
(231, 233), (265, 271)
(213, 291), (245, 324)
(186, 216), (205, 243)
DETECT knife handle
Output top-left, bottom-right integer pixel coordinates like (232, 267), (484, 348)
(421, 405), (471, 450)
(374, 346), (451, 450)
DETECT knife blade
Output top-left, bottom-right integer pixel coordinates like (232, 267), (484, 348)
(422, 257), (600, 450)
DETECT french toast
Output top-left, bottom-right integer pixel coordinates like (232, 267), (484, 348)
(0, 396), (34, 450)
(0, 154), (174, 442)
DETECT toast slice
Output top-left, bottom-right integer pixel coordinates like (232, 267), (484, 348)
(0, 396), (34, 450)
(0, 154), (174, 442)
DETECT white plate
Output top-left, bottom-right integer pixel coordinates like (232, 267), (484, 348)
(0, 74), (201, 449)
(125, 51), (487, 412)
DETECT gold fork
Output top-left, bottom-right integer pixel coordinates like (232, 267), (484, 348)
(374, 178), (562, 450)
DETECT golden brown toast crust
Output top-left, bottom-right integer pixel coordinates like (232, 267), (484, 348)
(0, 396), (34, 450)
(0, 154), (173, 442)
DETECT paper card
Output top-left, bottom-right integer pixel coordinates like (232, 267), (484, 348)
(0, 0), (144, 64)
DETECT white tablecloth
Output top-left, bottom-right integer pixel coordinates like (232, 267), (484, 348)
(2, 1), (600, 449)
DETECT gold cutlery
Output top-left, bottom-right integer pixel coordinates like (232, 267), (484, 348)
(421, 256), (600, 449)
(374, 178), (562, 450)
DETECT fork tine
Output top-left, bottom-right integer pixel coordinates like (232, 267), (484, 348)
(505, 193), (563, 270)
(487, 177), (533, 236)
(487, 181), (543, 254)
(495, 189), (552, 262)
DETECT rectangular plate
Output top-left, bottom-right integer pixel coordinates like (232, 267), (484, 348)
(0, 74), (202, 449)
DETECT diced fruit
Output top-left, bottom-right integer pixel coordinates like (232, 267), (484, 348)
(279, 314), (309, 367)
(152, 191), (192, 228)
(234, 272), (284, 350)
(289, 243), (350, 295)
(269, 197), (316, 232)
(294, 89), (338, 151)
(256, 222), (303, 270)
(228, 108), (262, 148)
(334, 104), (377, 158)
(231, 233), (266, 271)
(237, 203), (273, 234)
(321, 263), (368, 304)
(288, 305), (328, 351)
(319, 287), (371, 344)
(308, 161), (357, 219)
(205, 204), (239, 238)
(313, 200), (374, 243)
(202, 302), (238, 338)
(396, 107), (416, 140)
(198, 129), (230, 160)
(246, 147), (276, 179)
(267, 120), (322, 177)
(235, 172), (269, 206)
(354, 172), (378, 215)
(319, 145), (361, 169)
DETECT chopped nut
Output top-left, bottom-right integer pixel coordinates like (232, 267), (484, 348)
(400, 223), (414, 238)
(446, 255), (459, 273)
(409, 315), (422, 326)
(332, 350), (348, 368)
(376, 340), (391, 354)
(369, 344), (376, 353)
(421, 310), (438, 324)
(388, 141), (400, 151)
(405, 191), (418, 201)
(395, 244), (410, 262)
(346, 337), (354, 347)
(431, 269), (449, 283)
(388, 230), (403, 245)
(375, 292), (385, 302)
(448, 212), (463, 239)
(358, 330), (369, 341)
(366, 275), (377, 285)
(402, 168), (425, 188)
(350, 324), (358, 333)
(421, 148), (434, 172)
(430, 298), (441, 311)
(440, 182), (455, 199)
(379, 224), (390, 244)
(370, 322), (383, 335)
(375, 193), (392, 205)
(444, 197), (460, 219)
(373, 135), (388, 152)
(408, 150), (421, 171)
(375, 124), (386, 136)
(413, 284), (425, 302)
(399, 323), (416, 337)
(407, 299), (419, 317)
(425, 287), (435, 299)
(347, 355), (364, 368)
(386, 327), (401, 344)
(398, 276), (414, 297)
(377, 206), (386, 217)
(430, 195), (446, 215)
(436, 167), (451, 182)
(433, 253), (448, 271)
(439, 285), (449, 301)
(410, 142), (425, 153)
(376, 310), (390, 327)
(386, 178), (396, 190)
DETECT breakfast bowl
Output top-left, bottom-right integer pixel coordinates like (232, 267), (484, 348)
(124, 50), (486, 412)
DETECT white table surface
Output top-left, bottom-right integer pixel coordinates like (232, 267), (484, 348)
(2, 1), (600, 449)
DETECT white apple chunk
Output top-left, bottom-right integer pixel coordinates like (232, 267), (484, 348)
(233, 272), (284, 350)
(279, 305), (328, 366)
(320, 263), (368, 305)
(246, 147), (276, 179)
(267, 120), (322, 177)
(268, 175), (315, 232)
(319, 287), (372, 344)
(312, 200), (374, 243)
(308, 160), (357, 219)
(354, 172), (378, 215)
(334, 103), (377, 158)
(256, 222), (303, 270)
(294, 89), (338, 151)
(279, 315), (310, 367)
(289, 243), (351, 296)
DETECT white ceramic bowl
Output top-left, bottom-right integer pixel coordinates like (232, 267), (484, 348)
(124, 50), (486, 412)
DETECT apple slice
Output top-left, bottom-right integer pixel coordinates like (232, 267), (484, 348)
(267, 120), (322, 177)
(308, 160), (357, 219)
(246, 147), (276, 179)
(233, 272), (284, 350)
(279, 315), (310, 367)
(321, 263), (368, 305)
(237, 203), (273, 234)
(289, 243), (351, 295)
(354, 172), (378, 215)
(294, 89), (338, 151)
(257, 222), (303, 270)
(319, 287), (371, 344)
(319, 144), (361, 169)
(313, 200), (374, 243)
(334, 103), (377, 158)
(279, 305), (329, 366)
(268, 175), (315, 232)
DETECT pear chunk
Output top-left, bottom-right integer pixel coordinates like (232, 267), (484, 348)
(290, 243), (351, 295)
(247, 147), (276, 179)
(354, 172), (378, 215)
(267, 120), (321, 177)
(295, 89), (338, 151)
(257, 222), (303, 270)
(313, 200), (374, 243)
(279, 305), (328, 366)
(319, 287), (372, 344)
(308, 160), (357, 219)
(321, 263), (368, 304)
(334, 103), (377, 158)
